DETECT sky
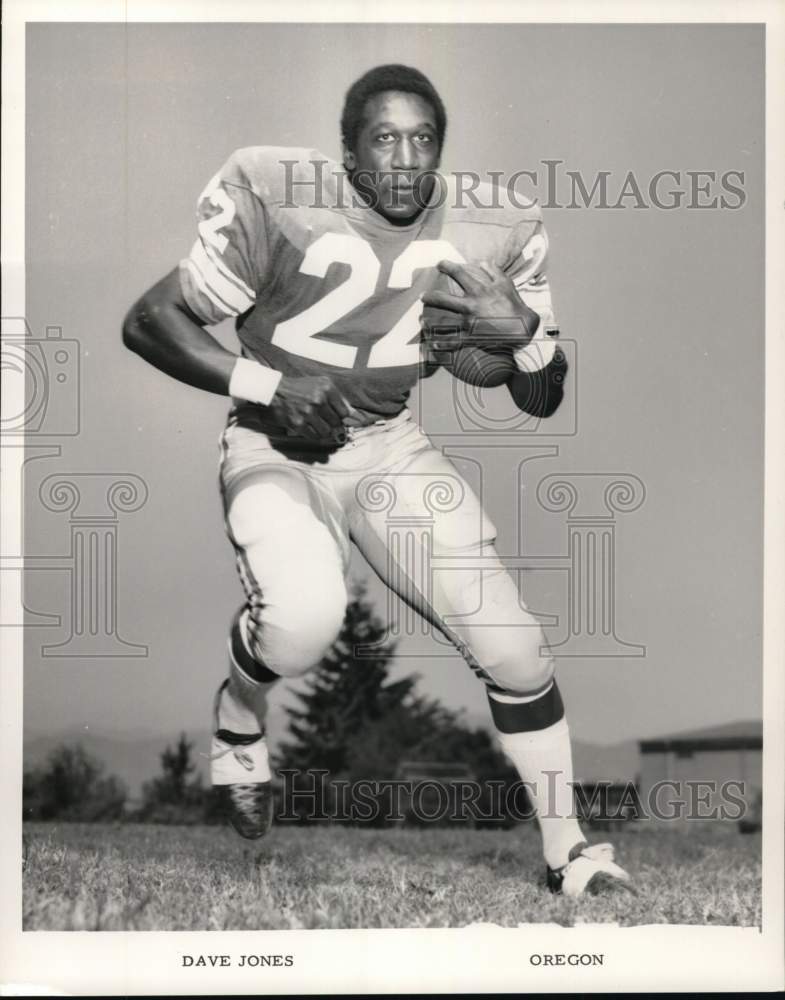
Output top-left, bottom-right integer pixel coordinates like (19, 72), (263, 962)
(20, 22), (764, 747)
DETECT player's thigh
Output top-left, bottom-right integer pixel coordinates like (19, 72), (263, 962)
(222, 461), (350, 671)
(351, 442), (494, 615)
(351, 443), (551, 692)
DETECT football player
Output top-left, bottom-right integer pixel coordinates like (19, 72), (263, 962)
(123, 64), (630, 897)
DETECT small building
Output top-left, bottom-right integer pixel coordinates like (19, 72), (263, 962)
(573, 781), (641, 829)
(638, 719), (762, 823)
(397, 761), (476, 784)
(572, 740), (641, 828)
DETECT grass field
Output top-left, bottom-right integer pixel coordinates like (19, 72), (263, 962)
(22, 821), (761, 931)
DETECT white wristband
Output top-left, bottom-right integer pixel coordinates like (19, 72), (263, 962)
(228, 357), (282, 406)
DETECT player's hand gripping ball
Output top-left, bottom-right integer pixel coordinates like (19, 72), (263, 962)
(421, 260), (534, 387)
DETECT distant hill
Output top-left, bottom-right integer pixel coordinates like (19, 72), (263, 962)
(23, 702), (292, 799)
(24, 728), (212, 800)
(24, 707), (641, 797)
(443, 707), (641, 784)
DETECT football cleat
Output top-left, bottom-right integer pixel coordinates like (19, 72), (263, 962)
(207, 680), (274, 840)
(546, 840), (633, 897)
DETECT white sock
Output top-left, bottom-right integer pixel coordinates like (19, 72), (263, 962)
(492, 689), (585, 870)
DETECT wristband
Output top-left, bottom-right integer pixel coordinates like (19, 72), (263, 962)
(228, 357), (282, 406)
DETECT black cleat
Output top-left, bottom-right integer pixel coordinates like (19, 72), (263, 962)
(207, 680), (274, 840)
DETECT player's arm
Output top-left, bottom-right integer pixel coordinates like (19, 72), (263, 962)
(122, 154), (350, 441)
(422, 221), (568, 417)
(123, 273), (350, 441)
(123, 152), (269, 396)
(504, 222), (568, 418)
(122, 268), (237, 394)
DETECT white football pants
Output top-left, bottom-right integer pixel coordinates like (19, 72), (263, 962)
(219, 406), (554, 696)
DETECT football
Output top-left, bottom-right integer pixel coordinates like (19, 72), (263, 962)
(421, 272), (522, 387)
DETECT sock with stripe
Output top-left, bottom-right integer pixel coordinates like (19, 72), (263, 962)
(489, 680), (585, 871)
(220, 608), (281, 736)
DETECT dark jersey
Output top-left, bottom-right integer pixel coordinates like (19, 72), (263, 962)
(180, 147), (557, 424)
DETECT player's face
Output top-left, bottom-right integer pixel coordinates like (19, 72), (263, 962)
(346, 91), (441, 224)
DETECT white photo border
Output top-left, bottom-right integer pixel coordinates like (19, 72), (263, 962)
(1, 0), (783, 994)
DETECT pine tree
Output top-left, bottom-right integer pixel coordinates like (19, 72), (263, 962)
(139, 732), (205, 822)
(275, 583), (517, 826)
(276, 584), (412, 775)
(23, 744), (126, 821)
(156, 733), (197, 804)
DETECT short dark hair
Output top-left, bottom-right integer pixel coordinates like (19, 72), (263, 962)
(340, 64), (447, 152)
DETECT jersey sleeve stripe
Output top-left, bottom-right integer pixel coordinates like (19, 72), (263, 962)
(514, 283), (553, 309)
(514, 272), (549, 292)
(189, 241), (255, 315)
(514, 320), (558, 371)
(203, 241), (256, 300)
(513, 294), (558, 371)
(184, 256), (237, 319)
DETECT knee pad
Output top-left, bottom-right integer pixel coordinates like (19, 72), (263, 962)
(451, 611), (554, 697)
(479, 623), (555, 696)
(226, 475), (349, 678)
(245, 577), (348, 678)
